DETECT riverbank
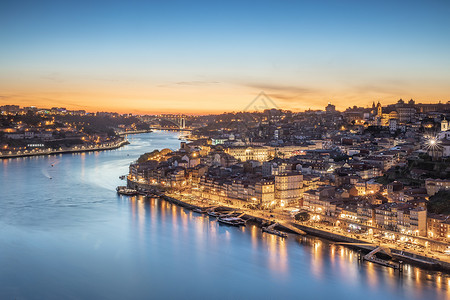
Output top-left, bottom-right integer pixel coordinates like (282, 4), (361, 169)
(117, 129), (153, 136)
(127, 179), (450, 273)
(0, 139), (129, 159)
(289, 222), (449, 271)
(149, 127), (192, 132)
(159, 193), (301, 233)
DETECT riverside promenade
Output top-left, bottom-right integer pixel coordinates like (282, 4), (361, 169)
(117, 129), (153, 136)
(0, 139), (129, 159)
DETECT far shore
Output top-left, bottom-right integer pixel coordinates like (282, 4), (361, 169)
(117, 129), (153, 136)
(0, 139), (129, 159)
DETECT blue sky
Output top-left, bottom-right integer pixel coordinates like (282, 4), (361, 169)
(1, 0), (449, 113)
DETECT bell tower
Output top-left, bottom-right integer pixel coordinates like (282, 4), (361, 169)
(377, 102), (382, 117)
(442, 118), (449, 132)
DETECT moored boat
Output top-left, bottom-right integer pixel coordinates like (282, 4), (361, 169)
(262, 227), (288, 238)
(116, 186), (138, 196)
(193, 208), (204, 214)
(207, 211), (221, 217)
(217, 217), (246, 226)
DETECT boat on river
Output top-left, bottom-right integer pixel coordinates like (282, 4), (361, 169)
(262, 227), (288, 238)
(207, 211), (222, 217)
(116, 186), (138, 196)
(218, 217), (246, 226)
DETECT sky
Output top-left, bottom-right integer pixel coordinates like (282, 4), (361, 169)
(1, 0), (450, 114)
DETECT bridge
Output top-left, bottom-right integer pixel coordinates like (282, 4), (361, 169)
(140, 114), (187, 129)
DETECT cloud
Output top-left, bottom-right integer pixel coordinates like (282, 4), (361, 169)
(352, 83), (406, 96)
(243, 82), (317, 95)
(239, 81), (324, 108)
(174, 81), (220, 86)
(0, 92), (89, 109)
(41, 72), (65, 83)
(156, 80), (221, 88)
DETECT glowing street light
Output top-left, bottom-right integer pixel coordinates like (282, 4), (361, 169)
(424, 135), (442, 159)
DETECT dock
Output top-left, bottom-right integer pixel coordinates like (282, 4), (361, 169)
(334, 242), (403, 271)
(362, 246), (401, 270)
(261, 223), (288, 238)
(280, 222), (307, 235)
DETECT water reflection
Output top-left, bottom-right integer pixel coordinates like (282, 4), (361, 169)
(127, 194), (449, 300)
(142, 195), (449, 297)
(291, 232), (449, 299)
(260, 229), (288, 274)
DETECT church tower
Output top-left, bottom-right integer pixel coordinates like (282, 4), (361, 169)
(442, 118), (449, 132)
(377, 102), (382, 117)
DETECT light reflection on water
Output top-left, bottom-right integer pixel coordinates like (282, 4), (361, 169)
(1, 131), (449, 300)
(127, 194), (450, 300)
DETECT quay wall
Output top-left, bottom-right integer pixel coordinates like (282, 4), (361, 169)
(118, 130), (153, 136)
(1, 140), (129, 159)
(292, 222), (448, 271)
(292, 223), (375, 251)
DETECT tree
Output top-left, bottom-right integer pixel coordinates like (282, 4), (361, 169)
(107, 128), (117, 137)
(295, 212), (310, 222)
(137, 150), (160, 163)
(428, 191), (450, 214)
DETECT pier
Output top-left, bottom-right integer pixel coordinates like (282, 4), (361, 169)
(362, 246), (402, 271)
(280, 222), (307, 235)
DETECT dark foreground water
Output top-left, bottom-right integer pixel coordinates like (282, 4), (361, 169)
(1, 131), (449, 300)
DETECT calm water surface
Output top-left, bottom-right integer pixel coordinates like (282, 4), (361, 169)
(1, 131), (448, 299)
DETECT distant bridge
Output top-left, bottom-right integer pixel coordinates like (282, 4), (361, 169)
(140, 115), (187, 129)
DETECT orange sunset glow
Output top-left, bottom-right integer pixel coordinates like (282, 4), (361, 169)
(1, 80), (448, 114)
(1, 1), (449, 114)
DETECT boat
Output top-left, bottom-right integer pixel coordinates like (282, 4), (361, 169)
(262, 227), (288, 238)
(119, 175), (126, 180)
(217, 217), (246, 226)
(193, 208), (204, 214)
(207, 211), (222, 217)
(116, 186), (138, 196)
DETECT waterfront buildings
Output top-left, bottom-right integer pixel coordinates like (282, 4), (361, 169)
(124, 99), (450, 251)
(274, 172), (303, 206)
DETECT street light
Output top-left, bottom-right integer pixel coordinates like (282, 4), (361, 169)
(424, 135), (442, 159)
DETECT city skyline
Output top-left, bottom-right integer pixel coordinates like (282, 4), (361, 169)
(2, 98), (449, 116)
(1, 0), (450, 114)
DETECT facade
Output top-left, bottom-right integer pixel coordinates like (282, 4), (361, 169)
(375, 203), (427, 236)
(274, 172), (303, 206)
(303, 190), (338, 220)
(255, 181), (275, 208)
(224, 146), (274, 162)
(425, 178), (450, 196)
(427, 214), (450, 242)
(441, 119), (448, 132)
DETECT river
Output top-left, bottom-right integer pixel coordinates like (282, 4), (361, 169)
(0, 131), (448, 299)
